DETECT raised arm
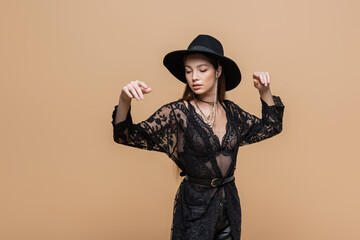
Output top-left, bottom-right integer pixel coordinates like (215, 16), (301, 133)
(234, 71), (285, 146)
(233, 95), (284, 146)
(111, 80), (178, 157)
(114, 80), (152, 124)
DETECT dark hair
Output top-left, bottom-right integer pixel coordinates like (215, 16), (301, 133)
(179, 52), (226, 102)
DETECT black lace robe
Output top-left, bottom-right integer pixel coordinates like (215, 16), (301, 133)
(111, 95), (285, 240)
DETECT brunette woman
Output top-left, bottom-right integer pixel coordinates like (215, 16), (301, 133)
(112, 34), (285, 240)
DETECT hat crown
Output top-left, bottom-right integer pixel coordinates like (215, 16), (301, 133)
(187, 34), (224, 56)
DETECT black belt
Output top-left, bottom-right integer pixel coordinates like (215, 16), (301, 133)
(184, 175), (235, 187)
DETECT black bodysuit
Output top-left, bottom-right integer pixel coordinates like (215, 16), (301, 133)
(111, 95), (285, 240)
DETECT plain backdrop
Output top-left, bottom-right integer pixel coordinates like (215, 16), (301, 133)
(1, 0), (360, 239)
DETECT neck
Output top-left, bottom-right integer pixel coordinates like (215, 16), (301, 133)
(193, 79), (219, 106)
(195, 94), (217, 104)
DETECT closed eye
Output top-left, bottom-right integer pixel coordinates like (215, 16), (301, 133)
(185, 69), (207, 74)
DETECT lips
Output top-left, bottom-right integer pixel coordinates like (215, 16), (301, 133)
(193, 84), (202, 89)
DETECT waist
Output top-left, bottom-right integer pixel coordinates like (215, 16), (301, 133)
(184, 175), (235, 187)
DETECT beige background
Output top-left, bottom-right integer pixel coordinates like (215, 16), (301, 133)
(1, 0), (359, 239)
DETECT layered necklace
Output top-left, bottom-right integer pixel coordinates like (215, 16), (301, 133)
(192, 79), (218, 129)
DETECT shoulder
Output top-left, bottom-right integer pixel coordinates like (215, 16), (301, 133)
(223, 99), (249, 116)
(156, 99), (188, 114)
(168, 99), (185, 106)
(223, 99), (240, 110)
(162, 99), (187, 110)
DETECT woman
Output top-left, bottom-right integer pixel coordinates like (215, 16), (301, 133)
(111, 34), (285, 240)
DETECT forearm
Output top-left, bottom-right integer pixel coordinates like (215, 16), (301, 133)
(259, 88), (275, 106)
(115, 94), (131, 124)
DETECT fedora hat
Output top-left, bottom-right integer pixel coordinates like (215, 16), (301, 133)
(163, 34), (242, 91)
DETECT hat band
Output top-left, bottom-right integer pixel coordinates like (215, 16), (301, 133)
(187, 45), (222, 56)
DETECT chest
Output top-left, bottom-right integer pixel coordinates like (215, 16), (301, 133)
(184, 101), (237, 151)
(212, 111), (227, 144)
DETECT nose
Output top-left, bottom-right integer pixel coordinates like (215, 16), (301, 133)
(192, 71), (199, 81)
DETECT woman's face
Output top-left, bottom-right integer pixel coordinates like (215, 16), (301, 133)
(184, 53), (222, 97)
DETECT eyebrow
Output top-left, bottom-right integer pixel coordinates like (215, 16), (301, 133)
(184, 64), (208, 68)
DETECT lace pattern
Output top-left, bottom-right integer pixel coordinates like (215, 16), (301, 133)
(111, 95), (285, 240)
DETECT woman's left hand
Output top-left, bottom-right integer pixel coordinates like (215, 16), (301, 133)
(253, 72), (270, 92)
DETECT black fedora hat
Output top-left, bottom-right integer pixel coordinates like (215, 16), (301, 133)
(163, 34), (242, 91)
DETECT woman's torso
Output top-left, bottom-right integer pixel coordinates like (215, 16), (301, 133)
(185, 99), (228, 146)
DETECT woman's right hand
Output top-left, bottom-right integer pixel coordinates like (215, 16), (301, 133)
(121, 80), (152, 101)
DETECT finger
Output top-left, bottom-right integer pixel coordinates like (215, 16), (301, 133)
(123, 86), (133, 99)
(258, 72), (265, 85)
(253, 72), (260, 79)
(262, 72), (268, 86)
(132, 81), (144, 99)
(135, 80), (150, 98)
(139, 82), (151, 94)
(262, 72), (268, 87)
(143, 87), (152, 94)
(129, 87), (140, 101)
(266, 72), (270, 85)
(129, 83), (140, 101)
(137, 80), (148, 89)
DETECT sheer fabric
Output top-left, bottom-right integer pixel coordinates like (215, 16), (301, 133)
(111, 95), (285, 240)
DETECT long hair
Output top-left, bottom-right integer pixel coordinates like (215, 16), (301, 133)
(173, 52), (227, 180)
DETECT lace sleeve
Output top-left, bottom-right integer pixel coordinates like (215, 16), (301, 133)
(233, 95), (285, 146)
(111, 103), (178, 157)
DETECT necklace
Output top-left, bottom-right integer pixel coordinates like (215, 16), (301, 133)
(192, 79), (218, 129)
(194, 97), (216, 124)
(198, 98), (215, 104)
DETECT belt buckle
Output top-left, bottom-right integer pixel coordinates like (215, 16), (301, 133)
(211, 178), (222, 187)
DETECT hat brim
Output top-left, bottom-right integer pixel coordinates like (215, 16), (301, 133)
(163, 49), (241, 91)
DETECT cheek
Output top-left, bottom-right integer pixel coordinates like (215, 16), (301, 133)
(186, 76), (192, 85)
(204, 72), (215, 84)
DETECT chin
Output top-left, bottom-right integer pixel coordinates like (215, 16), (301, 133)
(192, 89), (205, 95)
